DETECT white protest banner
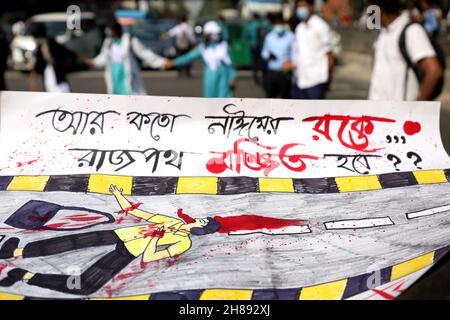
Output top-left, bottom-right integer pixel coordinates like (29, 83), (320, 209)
(0, 91), (448, 177)
(0, 91), (449, 300)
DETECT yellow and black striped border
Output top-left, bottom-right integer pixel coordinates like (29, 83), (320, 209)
(1, 170), (449, 300)
(1, 245), (447, 300)
(0, 169), (449, 196)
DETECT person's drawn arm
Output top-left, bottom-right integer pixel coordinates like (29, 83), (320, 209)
(109, 184), (157, 221)
(131, 37), (167, 69)
(142, 233), (191, 263)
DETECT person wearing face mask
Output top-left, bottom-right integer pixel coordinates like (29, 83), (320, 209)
(165, 21), (237, 98)
(261, 13), (294, 99)
(83, 20), (167, 95)
(284, 0), (334, 100)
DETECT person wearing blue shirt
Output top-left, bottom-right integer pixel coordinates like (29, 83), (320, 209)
(418, 0), (441, 40)
(261, 13), (294, 99)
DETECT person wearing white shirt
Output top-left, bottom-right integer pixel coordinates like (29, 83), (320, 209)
(285, 0), (335, 100)
(84, 21), (167, 95)
(368, 0), (442, 101)
(162, 16), (196, 77)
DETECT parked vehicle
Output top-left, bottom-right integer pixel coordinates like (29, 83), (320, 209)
(10, 12), (102, 71)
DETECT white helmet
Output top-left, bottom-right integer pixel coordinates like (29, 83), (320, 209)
(203, 21), (222, 36)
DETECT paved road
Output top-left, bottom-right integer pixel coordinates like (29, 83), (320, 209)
(0, 183), (449, 299)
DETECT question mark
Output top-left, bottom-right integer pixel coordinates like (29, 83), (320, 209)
(387, 154), (401, 171)
(407, 152), (422, 170)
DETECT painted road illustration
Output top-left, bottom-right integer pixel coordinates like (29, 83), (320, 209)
(0, 181), (449, 299)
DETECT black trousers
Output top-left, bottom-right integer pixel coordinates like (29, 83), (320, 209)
(264, 70), (291, 99)
(176, 46), (192, 77)
(251, 47), (264, 85)
(0, 69), (6, 91)
(24, 230), (135, 296)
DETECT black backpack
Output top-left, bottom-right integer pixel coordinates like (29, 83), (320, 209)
(399, 22), (446, 100)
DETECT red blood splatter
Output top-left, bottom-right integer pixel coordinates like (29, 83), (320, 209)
(115, 201), (143, 215)
(103, 283), (126, 298)
(116, 217), (125, 224)
(115, 271), (139, 281)
(166, 255), (180, 267)
(0, 263), (8, 275)
(16, 159), (38, 167)
(214, 215), (308, 233)
(44, 222), (69, 229)
(139, 225), (165, 239)
(64, 216), (103, 222)
(403, 121), (421, 136)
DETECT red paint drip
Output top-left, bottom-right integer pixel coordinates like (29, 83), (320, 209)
(214, 215), (308, 233)
(115, 201), (143, 215)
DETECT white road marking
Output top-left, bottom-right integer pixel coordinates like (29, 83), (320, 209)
(324, 217), (394, 230)
(229, 225), (311, 236)
(406, 204), (450, 220)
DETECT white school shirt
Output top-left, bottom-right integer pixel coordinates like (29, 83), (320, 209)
(168, 22), (196, 44)
(294, 14), (332, 89)
(369, 12), (436, 101)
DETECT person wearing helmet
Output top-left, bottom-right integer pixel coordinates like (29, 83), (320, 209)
(165, 21), (237, 98)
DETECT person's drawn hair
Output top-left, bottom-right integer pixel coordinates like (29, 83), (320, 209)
(190, 217), (221, 236)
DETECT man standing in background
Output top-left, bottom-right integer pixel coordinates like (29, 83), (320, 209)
(368, 0), (443, 101)
(261, 13), (294, 99)
(162, 15), (196, 77)
(286, 0), (334, 100)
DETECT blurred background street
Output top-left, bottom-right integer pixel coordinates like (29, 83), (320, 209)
(1, 0), (450, 299)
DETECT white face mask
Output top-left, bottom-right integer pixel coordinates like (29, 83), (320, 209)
(273, 25), (286, 36)
(296, 7), (311, 21)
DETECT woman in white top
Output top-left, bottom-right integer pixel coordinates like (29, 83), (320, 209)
(84, 21), (167, 95)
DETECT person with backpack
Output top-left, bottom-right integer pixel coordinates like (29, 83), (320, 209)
(368, 0), (444, 101)
(161, 15), (196, 77)
(30, 24), (77, 93)
(83, 20), (167, 95)
(283, 0), (335, 100)
(165, 21), (237, 98)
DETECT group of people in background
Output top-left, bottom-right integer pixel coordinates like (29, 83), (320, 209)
(0, 0), (448, 102)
